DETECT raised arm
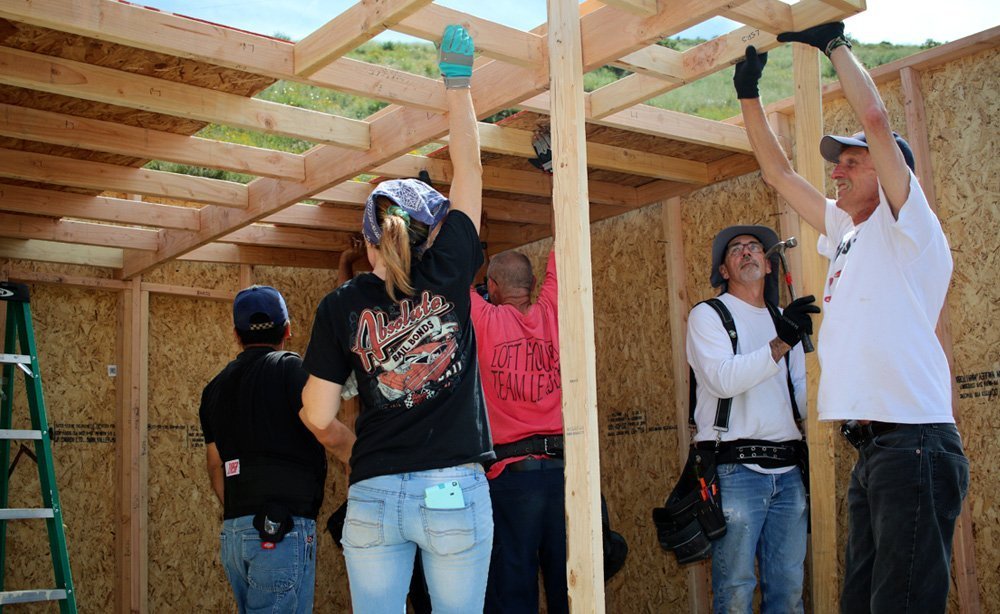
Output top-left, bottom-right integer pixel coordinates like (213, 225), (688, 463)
(829, 47), (910, 214)
(778, 23), (911, 216)
(438, 25), (482, 232)
(734, 47), (827, 233)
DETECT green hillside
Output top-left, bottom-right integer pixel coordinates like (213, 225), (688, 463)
(147, 37), (938, 181)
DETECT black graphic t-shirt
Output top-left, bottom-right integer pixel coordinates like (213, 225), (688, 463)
(304, 211), (494, 484)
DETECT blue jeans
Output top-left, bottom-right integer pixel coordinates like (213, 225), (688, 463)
(485, 459), (568, 614)
(841, 423), (969, 614)
(219, 515), (316, 614)
(711, 464), (807, 614)
(342, 464), (493, 614)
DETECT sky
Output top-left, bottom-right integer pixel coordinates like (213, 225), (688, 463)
(138, 0), (998, 46)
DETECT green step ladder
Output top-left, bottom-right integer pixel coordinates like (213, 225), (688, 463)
(0, 281), (77, 612)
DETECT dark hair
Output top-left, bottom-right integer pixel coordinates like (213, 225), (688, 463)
(236, 313), (287, 346)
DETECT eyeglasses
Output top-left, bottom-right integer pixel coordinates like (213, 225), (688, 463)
(726, 241), (764, 257)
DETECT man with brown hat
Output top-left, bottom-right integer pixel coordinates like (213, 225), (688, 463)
(733, 21), (969, 613)
(687, 224), (816, 612)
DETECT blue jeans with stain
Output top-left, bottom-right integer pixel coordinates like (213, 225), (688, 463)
(219, 515), (316, 614)
(841, 423), (969, 614)
(710, 464), (807, 614)
(342, 464), (493, 614)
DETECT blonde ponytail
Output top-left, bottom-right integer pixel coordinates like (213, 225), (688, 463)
(380, 215), (414, 301)
(372, 196), (431, 301)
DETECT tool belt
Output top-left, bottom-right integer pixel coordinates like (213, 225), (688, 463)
(694, 438), (804, 469)
(492, 434), (564, 462)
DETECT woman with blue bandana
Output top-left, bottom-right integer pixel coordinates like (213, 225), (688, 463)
(300, 25), (494, 614)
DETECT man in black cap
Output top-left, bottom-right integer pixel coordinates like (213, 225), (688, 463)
(732, 22), (968, 613)
(687, 225), (817, 613)
(200, 285), (327, 613)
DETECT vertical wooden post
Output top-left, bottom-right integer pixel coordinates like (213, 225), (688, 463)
(238, 265), (255, 289)
(546, 0), (605, 610)
(117, 277), (148, 614)
(661, 197), (711, 613)
(900, 66), (981, 614)
(791, 45), (838, 614)
(769, 111), (806, 296)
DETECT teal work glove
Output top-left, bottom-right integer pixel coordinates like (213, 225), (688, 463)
(438, 24), (474, 89)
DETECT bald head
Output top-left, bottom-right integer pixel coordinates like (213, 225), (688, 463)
(487, 251), (535, 306)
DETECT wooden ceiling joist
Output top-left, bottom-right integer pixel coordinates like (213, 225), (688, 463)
(0, 46), (371, 150)
(293, 0), (434, 77)
(722, 0), (795, 32)
(0, 0), (447, 111)
(0, 149), (248, 207)
(0, 103), (306, 181)
(0, 211), (160, 251)
(0, 184), (200, 231)
(392, 4), (545, 67)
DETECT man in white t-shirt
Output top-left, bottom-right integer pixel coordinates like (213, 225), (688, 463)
(687, 224), (817, 613)
(732, 22), (969, 613)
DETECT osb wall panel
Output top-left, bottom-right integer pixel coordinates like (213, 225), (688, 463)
(922, 47), (1000, 610)
(147, 293), (233, 611)
(1, 282), (117, 611)
(146, 265), (353, 611)
(141, 260), (239, 291)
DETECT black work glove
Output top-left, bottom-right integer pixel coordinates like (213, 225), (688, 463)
(775, 295), (820, 347)
(326, 501), (347, 549)
(733, 46), (768, 99)
(777, 22), (852, 57)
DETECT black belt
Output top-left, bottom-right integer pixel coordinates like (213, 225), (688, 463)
(840, 421), (900, 449)
(503, 458), (565, 472)
(492, 435), (564, 461)
(695, 439), (803, 468)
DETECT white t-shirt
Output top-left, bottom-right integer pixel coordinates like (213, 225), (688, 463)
(687, 293), (807, 473)
(816, 171), (953, 423)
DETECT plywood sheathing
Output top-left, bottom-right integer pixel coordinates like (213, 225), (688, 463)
(922, 47), (1000, 610)
(142, 264), (351, 610)
(2, 282), (118, 611)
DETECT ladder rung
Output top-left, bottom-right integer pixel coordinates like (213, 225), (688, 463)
(0, 508), (54, 520)
(0, 353), (31, 365)
(0, 429), (43, 440)
(0, 589), (67, 605)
